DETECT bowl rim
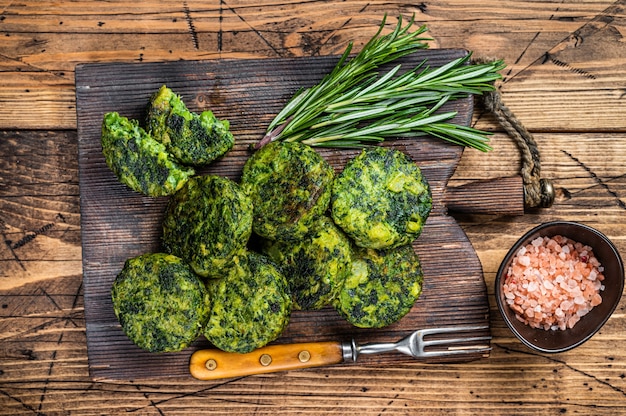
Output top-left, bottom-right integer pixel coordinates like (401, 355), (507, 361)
(495, 220), (625, 353)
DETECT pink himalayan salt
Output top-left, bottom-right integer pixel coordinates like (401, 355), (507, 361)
(502, 235), (605, 331)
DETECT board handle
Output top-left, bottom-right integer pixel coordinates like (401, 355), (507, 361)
(444, 175), (525, 216)
(189, 341), (345, 380)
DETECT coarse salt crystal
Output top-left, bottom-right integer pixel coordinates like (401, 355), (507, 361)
(502, 234), (605, 331)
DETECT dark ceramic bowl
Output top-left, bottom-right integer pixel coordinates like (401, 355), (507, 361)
(495, 221), (624, 353)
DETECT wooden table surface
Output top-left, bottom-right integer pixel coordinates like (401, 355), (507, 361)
(1, 1), (625, 414)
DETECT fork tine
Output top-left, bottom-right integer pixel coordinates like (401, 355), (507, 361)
(419, 325), (489, 336)
(421, 346), (492, 358)
(416, 326), (491, 358)
(423, 336), (491, 347)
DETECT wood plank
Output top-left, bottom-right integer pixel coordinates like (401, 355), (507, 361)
(2, 130), (626, 414)
(74, 50), (496, 380)
(0, 130), (82, 291)
(0, 1), (624, 130)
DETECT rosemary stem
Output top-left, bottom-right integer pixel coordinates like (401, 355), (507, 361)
(258, 14), (505, 151)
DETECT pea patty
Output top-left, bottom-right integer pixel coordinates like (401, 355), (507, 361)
(334, 245), (423, 328)
(162, 175), (253, 278)
(145, 85), (234, 166)
(204, 251), (292, 353)
(101, 112), (194, 196)
(111, 253), (210, 353)
(240, 141), (334, 242)
(262, 216), (352, 310)
(331, 147), (432, 249)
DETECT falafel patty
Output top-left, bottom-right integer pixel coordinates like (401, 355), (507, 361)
(240, 141), (334, 242)
(145, 85), (234, 166)
(111, 253), (210, 353)
(331, 147), (432, 249)
(204, 251), (292, 353)
(262, 216), (352, 310)
(334, 245), (423, 328)
(101, 112), (194, 196)
(162, 175), (253, 278)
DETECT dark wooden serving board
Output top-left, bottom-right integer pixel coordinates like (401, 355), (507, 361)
(76, 50), (501, 381)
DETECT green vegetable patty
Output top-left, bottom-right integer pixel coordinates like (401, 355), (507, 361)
(334, 245), (423, 328)
(101, 112), (194, 196)
(111, 253), (210, 353)
(204, 251), (292, 353)
(262, 216), (352, 310)
(145, 85), (234, 166)
(331, 147), (432, 249)
(241, 141), (335, 242)
(162, 175), (253, 279)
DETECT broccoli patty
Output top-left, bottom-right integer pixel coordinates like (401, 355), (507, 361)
(334, 245), (423, 328)
(111, 253), (210, 353)
(145, 85), (234, 166)
(204, 251), (292, 353)
(101, 112), (194, 196)
(262, 216), (352, 310)
(331, 147), (432, 249)
(240, 141), (335, 242)
(162, 175), (253, 278)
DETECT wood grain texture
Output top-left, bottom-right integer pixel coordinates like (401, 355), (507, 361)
(1, 0), (626, 414)
(189, 341), (346, 380)
(0, 130), (82, 291)
(1, 1), (625, 130)
(1, 129), (625, 413)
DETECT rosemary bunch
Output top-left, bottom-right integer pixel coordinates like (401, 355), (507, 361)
(256, 14), (505, 152)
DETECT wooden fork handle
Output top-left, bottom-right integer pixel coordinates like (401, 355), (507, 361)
(189, 341), (345, 380)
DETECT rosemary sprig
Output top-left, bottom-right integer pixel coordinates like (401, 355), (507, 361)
(256, 14), (505, 151)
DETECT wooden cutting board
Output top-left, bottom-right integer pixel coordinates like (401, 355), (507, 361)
(76, 49), (514, 381)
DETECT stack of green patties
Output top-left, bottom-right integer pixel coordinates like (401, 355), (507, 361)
(160, 174), (292, 354)
(243, 143), (430, 329)
(103, 87), (432, 354)
(105, 86), (292, 354)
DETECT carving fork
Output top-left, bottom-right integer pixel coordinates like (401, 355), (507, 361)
(189, 325), (491, 380)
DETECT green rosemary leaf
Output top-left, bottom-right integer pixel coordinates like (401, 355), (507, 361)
(257, 14), (505, 151)
(421, 124), (493, 152)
